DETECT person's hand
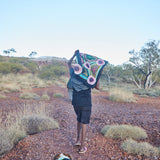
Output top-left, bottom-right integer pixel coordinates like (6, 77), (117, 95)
(74, 50), (79, 57)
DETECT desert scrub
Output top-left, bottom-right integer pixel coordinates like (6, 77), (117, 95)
(0, 127), (26, 156)
(101, 124), (147, 140)
(121, 139), (159, 157)
(53, 93), (64, 98)
(41, 94), (50, 100)
(0, 94), (6, 99)
(20, 92), (40, 100)
(108, 87), (137, 103)
(19, 115), (59, 135)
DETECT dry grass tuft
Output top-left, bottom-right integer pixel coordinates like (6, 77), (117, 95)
(0, 102), (58, 156)
(19, 115), (59, 135)
(0, 127), (26, 156)
(0, 94), (6, 99)
(20, 92), (40, 100)
(41, 94), (50, 100)
(53, 93), (64, 98)
(101, 124), (147, 140)
(108, 87), (137, 103)
(121, 139), (159, 157)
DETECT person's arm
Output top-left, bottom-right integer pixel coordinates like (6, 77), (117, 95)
(95, 80), (100, 90)
(68, 50), (79, 69)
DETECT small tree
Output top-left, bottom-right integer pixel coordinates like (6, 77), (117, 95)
(129, 40), (160, 89)
(29, 51), (37, 58)
(3, 48), (16, 56)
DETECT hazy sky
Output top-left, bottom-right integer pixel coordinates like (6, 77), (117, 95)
(0, 0), (160, 65)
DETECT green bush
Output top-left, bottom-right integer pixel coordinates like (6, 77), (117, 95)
(0, 62), (25, 74)
(101, 124), (147, 140)
(121, 139), (159, 157)
(19, 115), (59, 135)
(39, 65), (67, 80)
(24, 61), (39, 74)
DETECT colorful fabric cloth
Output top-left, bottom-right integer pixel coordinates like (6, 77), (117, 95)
(72, 51), (108, 88)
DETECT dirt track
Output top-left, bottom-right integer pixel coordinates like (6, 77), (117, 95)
(0, 85), (160, 160)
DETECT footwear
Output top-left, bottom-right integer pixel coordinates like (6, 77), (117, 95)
(79, 147), (87, 154)
(75, 142), (81, 146)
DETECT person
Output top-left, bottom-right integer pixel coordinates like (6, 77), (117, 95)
(67, 78), (73, 101)
(67, 50), (100, 154)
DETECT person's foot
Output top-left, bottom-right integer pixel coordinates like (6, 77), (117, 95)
(74, 141), (81, 146)
(79, 147), (87, 154)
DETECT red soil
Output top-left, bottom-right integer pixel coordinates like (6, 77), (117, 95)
(0, 85), (160, 160)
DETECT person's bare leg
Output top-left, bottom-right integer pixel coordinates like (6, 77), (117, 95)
(79, 123), (86, 151)
(75, 121), (81, 145)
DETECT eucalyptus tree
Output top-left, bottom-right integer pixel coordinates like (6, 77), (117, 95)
(29, 51), (38, 58)
(129, 40), (160, 89)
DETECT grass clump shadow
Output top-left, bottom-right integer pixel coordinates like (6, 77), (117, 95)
(108, 87), (137, 103)
(101, 124), (147, 140)
(19, 115), (59, 135)
(121, 139), (159, 157)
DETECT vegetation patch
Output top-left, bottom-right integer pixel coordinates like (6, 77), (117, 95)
(53, 93), (64, 98)
(121, 139), (159, 157)
(20, 92), (40, 100)
(19, 115), (59, 135)
(101, 124), (147, 140)
(0, 127), (26, 156)
(108, 87), (137, 103)
(41, 94), (50, 100)
(0, 94), (6, 99)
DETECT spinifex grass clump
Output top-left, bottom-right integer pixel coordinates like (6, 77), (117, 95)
(0, 126), (26, 156)
(121, 139), (159, 157)
(0, 94), (6, 99)
(19, 115), (59, 135)
(0, 102), (58, 156)
(20, 92), (40, 100)
(101, 124), (147, 140)
(53, 93), (64, 98)
(108, 87), (137, 103)
(41, 94), (50, 100)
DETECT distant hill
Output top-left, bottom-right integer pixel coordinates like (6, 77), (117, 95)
(30, 56), (68, 63)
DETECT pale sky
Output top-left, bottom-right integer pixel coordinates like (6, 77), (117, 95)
(0, 0), (160, 65)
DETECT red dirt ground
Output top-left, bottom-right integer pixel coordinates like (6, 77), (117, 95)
(0, 85), (160, 160)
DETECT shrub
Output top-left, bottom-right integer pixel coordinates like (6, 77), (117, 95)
(41, 94), (50, 100)
(20, 92), (40, 100)
(0, 94), (6, 99)
(0, 62), (25, 74)
(0, 130), (13, 156)
(121, 139), (159, 157)
(0, 84), (21, 92)
(39, 65), (67, 80)
(19, 115), (59, 135)
(53, 93), (64, 98)
(108, 87), (137, 103)
(101, 124), (147, 140)
(0, 127), (26, 156)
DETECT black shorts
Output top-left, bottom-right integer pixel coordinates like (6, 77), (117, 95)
(73, 106), (91, 124)
(72, 88), (92, 107)
(72, 88), (92, 124)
